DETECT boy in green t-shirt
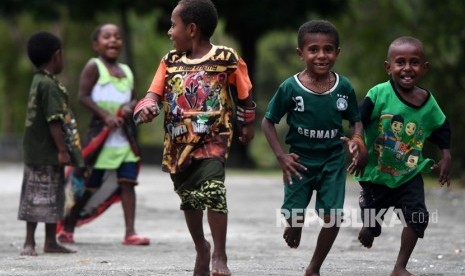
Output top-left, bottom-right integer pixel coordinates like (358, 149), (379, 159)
(18, 31), (83, 256)
(355, 36), (451, 276)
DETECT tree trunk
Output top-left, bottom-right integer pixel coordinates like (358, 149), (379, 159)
(227, 32), (258, 169)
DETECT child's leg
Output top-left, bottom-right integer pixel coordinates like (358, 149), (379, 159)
(184, 209), (211, 276)
(118, 163), (149, 245)
(391, 174), (427, 276)
(21, 222), (38, 256)
(358, 208), (384, 248)
(281, 157), (314, 249)
(62, 190), (93, 234)
(120, 183), (150, 245)
(283, 217), (304, 248)
(44, 223), (76, 253)
(207, 209), (230, 276)
(306, 153), (344, 275)
(305, 217), (340, 276)
(358, 227), (375, 248)
(118, 163), (138, 237)
(358, 181), (386, 248)
(172, 159), (226, 275)
(391, 225), (418, 276)
(120, 182), (136, 237)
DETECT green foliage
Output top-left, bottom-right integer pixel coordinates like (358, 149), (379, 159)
(256, 31), (300, 109)
(129, 10), (171, 145)
(251, 31), (301, 168)
(0, 13), (57, 136)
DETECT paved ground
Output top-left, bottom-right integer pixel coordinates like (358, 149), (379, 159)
(0, 162), (464, 276)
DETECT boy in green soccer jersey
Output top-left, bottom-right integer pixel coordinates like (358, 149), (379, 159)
(262, 20), (366, 275)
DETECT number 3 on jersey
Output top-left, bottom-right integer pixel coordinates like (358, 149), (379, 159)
(293, 96), (304, 112)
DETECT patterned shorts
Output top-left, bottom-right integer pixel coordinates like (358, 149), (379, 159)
(170, 158), (227, 214)
(18, 165), (65, 223)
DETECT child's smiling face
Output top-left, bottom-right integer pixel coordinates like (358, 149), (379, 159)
(385, 41), (429, 92)
(297, 32), (340, 78)
(93, 24), (123, 62)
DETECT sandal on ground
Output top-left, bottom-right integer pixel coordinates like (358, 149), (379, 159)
(122, 234), (150, 246)
(57, 230), (75, 244)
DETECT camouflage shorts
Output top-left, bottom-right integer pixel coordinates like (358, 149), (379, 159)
(177, 179), (227, 213)
(171, 158), (227, 214)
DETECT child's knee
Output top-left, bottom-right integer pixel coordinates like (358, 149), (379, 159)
(322, 214), (343, 227)
(405, 210), (429, 238)
(118, 178), (138, 187)
(202, 179), (228, 213)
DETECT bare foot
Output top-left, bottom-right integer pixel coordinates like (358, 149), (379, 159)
(211, 252), (230, 276)
(358, 227), (374, 248)
(20, 244), (38, 256)
(391, 267), (415, 276)
(193, 240), (211, 276)
(44, 242), (76, 254)
(283, 226), (302, 248)
(304, 268), (320, 276)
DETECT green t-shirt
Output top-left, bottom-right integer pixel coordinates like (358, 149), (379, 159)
(264, 73), (360, 159)
(23, 70), (83, 167)
(356, 81), (446, 188)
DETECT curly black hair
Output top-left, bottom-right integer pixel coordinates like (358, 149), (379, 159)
(27, 31), (61, 68)
(297, 20), (339, 50)
(178, 0), (218, 39)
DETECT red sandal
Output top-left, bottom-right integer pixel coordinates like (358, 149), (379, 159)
(122, 234), (150, 246)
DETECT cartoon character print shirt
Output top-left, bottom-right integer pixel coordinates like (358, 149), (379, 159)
(264, 73), (360, 160)
(148, 45), (252, 173)
(356, 80), (446, 188)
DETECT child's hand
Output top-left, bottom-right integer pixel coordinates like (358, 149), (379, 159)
(121, 103), (134, 119)
(104, 114), (123, 129)
(58, 150), (71, 166)
(238, 123), (254, 144)
(347, 155), (367, 176)
(431, 150), (451, 187)
(138, 105), (159, 123)
(342, 136), (368, 176)
(277, 153), (307, 185)
(133, 97), (160, 125)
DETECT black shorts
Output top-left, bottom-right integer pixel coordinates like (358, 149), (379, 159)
(358, 173), (428, 238)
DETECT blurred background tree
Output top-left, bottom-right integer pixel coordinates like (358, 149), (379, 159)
(0, 0), (463, 182)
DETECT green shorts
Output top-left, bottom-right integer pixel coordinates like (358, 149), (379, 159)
(282, 149), (346, 217)
(170, 158), (227, 214)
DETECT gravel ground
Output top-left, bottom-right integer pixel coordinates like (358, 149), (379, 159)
(0, 163), (464, 276)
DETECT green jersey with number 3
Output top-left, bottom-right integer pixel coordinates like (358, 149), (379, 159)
(265, 73), (360, 159)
